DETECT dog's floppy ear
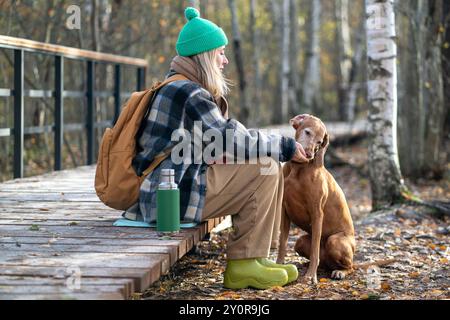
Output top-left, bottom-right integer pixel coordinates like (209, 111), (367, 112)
(313, 132), (329, 167)
(289, 114), (310, 130)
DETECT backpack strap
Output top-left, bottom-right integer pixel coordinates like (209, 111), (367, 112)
(139, 74), (189, 179)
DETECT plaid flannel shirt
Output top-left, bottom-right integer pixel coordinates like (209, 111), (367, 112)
(131, 77), (297, 224)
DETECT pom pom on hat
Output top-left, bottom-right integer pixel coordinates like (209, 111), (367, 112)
(184, 7), (200, 21)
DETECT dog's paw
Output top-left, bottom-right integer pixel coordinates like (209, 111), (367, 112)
(331, 270), (347, 280)
(303, 273), (318, 285)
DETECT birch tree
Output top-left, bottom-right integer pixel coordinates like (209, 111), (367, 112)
(335, 0), (352, 121)
(302, 0), (321, 114)
(346, 16), (366, 121)
(365, 0), (404, 208)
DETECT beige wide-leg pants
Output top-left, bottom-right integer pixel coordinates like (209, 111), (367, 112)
(201, 158), (284, 260)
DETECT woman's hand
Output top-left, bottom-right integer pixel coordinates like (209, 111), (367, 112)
(291, 142), (309, 163)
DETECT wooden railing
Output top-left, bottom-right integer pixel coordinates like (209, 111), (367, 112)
(0, 35), (148, 178)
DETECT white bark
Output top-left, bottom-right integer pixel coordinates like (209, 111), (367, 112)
(346, 16), (365, 121)
(302, 0), (321, 113)
(335, 0), (353, 120)
(365, 0), (404, 208)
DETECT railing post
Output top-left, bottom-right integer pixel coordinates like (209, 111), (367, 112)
(13, 49), (24, 178)
(136, 67), (146, 91)
(86, 60), (95, 165)
(54, 55), (64, 171)
(114, 64), (121, 124)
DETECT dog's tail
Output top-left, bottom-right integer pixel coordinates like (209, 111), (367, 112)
(353, 258), (397, 270)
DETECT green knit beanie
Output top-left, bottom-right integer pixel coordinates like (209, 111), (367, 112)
(176, 7), (228, 57)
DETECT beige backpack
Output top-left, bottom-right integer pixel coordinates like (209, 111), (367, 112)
(94, 74), (188, 210)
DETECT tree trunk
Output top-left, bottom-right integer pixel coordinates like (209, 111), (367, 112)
(270, 0), (283, 124)
(365, 0), (404, 209)
(302, 0), (321, 114)
(280, 0), (290, 122)
(397, 0), (425, 178)
(397, 0), (446, 179)
(289, 0), (301, 117)
(346, 16), (365, 121)
(335, 0), (352, 121)
(444, 0), (450, 145)
(228, 0), (250, 125)
(249, 0), (262, 126)
(90, 0), (101, 52)
(422, 0), (446, 178)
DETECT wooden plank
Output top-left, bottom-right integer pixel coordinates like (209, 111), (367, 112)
(1, 236), (187, 262)
(0, 242), (178, 266)
(0, 285), (125, 297)
(0, 266), (154, 292)
(0, 212), (120, 221)
(0, 275), (131, 286)
(0, 35), (148, 66)
(0, 202), (122, 211)
(0, 192), (99, 202)
(0, 276), (134, 298)
(0, 251), (168, 280)
(0, 219), (122, 227)
(0, 224), (200, 240)
(1, 293), (124, 300)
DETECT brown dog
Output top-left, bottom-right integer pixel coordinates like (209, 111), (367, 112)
(276, 114), (356, 284)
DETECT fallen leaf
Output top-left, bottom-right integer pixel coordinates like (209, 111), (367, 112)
(409, 271), (420, 278)
(365, 227), (375, 234)
(319, 278), (329, 283)
(381, 282), (391, 291)
(430, 289), (444, 297)
(270, 286), (284, 292)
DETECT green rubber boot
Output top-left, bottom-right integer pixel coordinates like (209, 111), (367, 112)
(257, 258), (299, 284)
(223, 258), (289, 290)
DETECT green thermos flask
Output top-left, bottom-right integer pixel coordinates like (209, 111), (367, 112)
(156, 169), (180, 233)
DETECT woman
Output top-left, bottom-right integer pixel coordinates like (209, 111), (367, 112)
(130, 7), (308, 289)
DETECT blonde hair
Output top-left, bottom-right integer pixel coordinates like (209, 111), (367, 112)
(192, 48), (231, 99)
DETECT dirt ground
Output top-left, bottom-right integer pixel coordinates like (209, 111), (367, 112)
(141, 143), (450, 300)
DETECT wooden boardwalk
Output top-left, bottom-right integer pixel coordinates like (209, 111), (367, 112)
(0, 166), (223, 300)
